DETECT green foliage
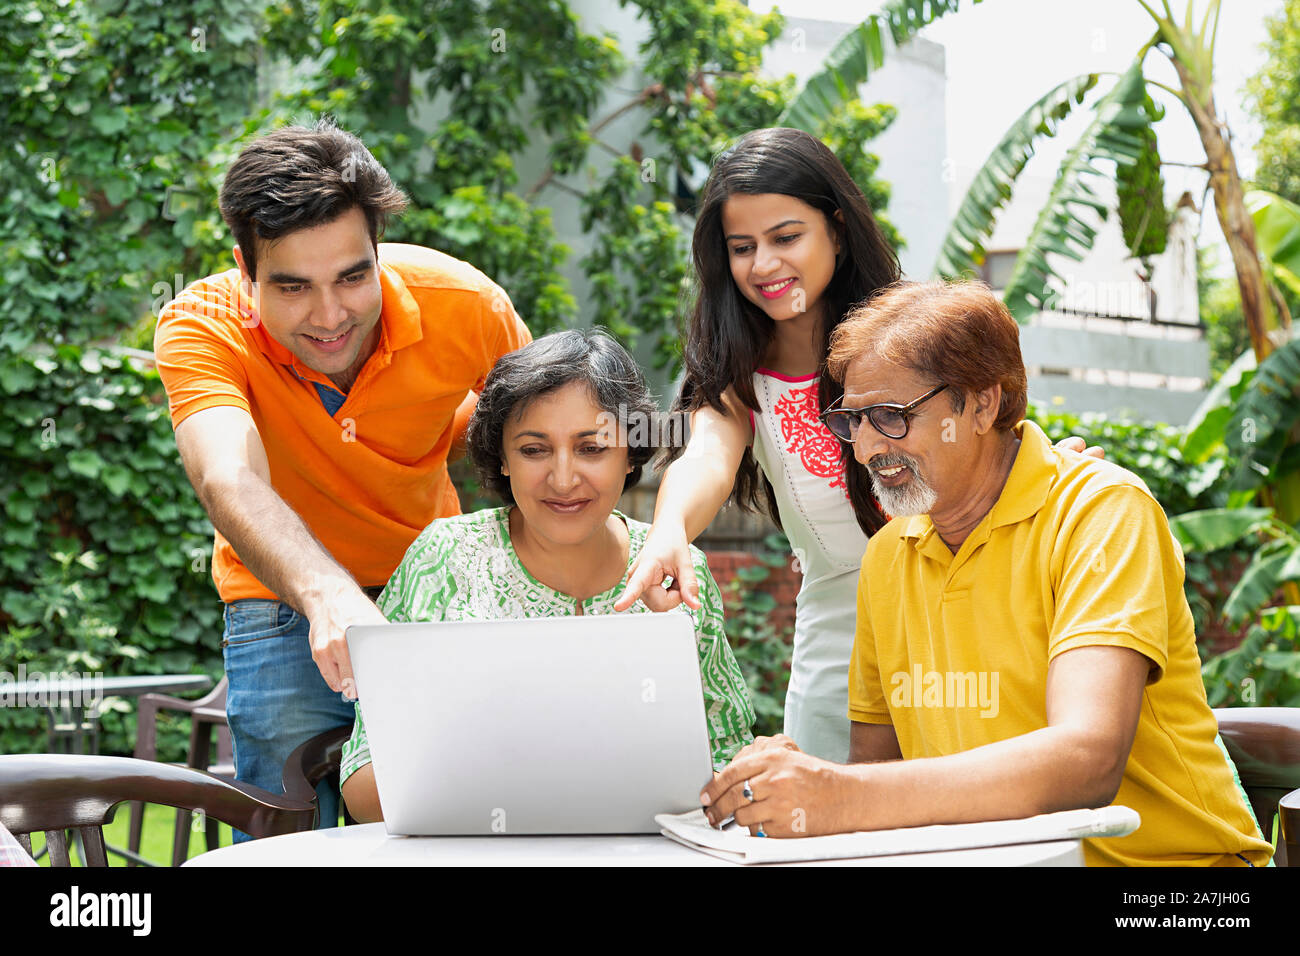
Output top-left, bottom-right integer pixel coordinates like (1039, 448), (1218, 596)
(1246, 0), (1300, 207)
(1197, 247), (1252, 382)
(934, 74), (1100, 280)
(1202, 606), (1300, 708)
(722, 533), (794, 739)
(816, 100), (903, 253)
(777, 0), (983, 134)
(259, 0), (613, 335)
(4, 0), (904, 358)
(0, 347), (222, 757)
(0, 0), (264, 349)
(581, 0), (792, 371)
(1028, 405), (1229, 517)
(1247, 188), (1300, 308)
(1170, 506), (1300, 629)
(1029, 404), (1249, 639)
(1222, 337), (1300, 497)
(1181, 346), (1257, 465)
(1001, 59), (1153, 321)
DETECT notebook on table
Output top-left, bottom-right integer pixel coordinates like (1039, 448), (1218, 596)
(655, 806), (1141, 864)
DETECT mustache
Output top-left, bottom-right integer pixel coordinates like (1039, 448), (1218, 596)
(867, 452), (921, 472)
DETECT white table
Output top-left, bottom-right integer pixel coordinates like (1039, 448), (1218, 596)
(184, 823), (1084, 866)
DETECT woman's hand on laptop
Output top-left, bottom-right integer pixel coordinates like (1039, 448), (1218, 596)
(304, 582), (389, 701)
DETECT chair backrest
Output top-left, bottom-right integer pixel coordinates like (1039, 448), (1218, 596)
(0, 754), (316, 866)
(1282, 789), (1300, 866)
(1214, 707), (1300, 867)
(282, 724), (354, 806)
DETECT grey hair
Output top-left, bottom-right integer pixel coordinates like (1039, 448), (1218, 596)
(467, 328), (659, 504)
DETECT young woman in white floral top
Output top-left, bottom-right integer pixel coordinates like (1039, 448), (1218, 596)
(340, 329), (755, 822)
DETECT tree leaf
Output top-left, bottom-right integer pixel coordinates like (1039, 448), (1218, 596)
(1223, 544), (1300, 627)
(1168, 507), (1273, 553)
(66, 449), (104, 479)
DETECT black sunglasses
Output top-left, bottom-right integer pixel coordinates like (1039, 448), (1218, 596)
(819, 384), (948, 441)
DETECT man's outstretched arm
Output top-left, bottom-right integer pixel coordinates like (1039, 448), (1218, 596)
(174, 405), (386, 697)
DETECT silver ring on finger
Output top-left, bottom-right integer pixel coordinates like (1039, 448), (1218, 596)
(742, 779), (754, 802)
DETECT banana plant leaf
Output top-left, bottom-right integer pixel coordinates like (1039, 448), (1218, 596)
(1000, 58), (1153, 321)
(1225, 337), (1300, 493)
(1247, 188), (1300, 300)
(777, 0), (982, 133)
(934, 74), (1101, 279)
(1168, 507), (1273, 553)
(1181, 347), (1258, 463)
(1224, 540), (1300, 628)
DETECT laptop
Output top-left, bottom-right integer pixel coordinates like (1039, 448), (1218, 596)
(345, 613), (715, 835)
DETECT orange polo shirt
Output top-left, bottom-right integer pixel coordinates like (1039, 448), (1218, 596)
(153, 242), (531, 603)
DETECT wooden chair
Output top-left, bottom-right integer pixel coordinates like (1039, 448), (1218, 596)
(128, 676), (232, 866)
(281, 724), (356, 827)
(1281, 788), (1299, 866)
(0, 754), (315, 867)
(1214, 706), (1300, 866)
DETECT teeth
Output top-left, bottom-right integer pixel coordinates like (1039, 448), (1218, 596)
(759, 278), (794, 292)
(311, 332), (345, 343)
(877, 465), (906, 477)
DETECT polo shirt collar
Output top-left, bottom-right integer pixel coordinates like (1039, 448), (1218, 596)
(898, 419), (1057, 551)
(377, 258), (423, 353)
(245, 256), (424, 375)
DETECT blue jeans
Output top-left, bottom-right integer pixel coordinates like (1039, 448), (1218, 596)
(221, 599), (357, 843)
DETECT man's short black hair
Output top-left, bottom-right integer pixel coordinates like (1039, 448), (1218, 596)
(219, 117), (408, 280)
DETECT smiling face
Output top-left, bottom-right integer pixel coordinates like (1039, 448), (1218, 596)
(234, 205), (383, 389)
(721, 193), (841, 326)
(500, 381), (633, 550)
(841, 351), (965, 518)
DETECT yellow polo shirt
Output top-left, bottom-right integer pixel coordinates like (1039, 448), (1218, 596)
(849, 420), (1272, 866)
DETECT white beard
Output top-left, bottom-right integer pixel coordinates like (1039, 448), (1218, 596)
(869, 462), (938, 517)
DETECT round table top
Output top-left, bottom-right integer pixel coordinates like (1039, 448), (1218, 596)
(185, 823), (1084, 867)
(1, 673), (211, 698)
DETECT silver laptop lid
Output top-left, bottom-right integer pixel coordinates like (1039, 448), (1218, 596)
(347, 613), (715, 835)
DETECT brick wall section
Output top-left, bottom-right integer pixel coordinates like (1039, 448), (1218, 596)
(704, 549), (799, 642)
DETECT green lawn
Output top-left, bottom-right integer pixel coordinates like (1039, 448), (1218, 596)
(29, 804), (234, 866)
(27, 806), (343, 866)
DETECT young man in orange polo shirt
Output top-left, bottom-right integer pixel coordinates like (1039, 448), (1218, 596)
(153, 120), (531, 839)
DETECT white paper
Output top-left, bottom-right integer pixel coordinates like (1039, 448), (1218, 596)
(655, 806), (1140, 864)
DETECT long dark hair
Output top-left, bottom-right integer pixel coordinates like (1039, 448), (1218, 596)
(667, 128), (900, 536)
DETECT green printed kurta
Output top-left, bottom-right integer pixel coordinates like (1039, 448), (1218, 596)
(340, 507), (755, 782)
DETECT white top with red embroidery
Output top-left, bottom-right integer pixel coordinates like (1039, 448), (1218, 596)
(749, 369), (869, 763)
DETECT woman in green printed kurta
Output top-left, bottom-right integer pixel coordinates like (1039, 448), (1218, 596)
(340, 330), (755, 822)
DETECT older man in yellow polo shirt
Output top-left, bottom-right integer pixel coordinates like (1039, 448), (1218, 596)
(700, 280), (1271, 866)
